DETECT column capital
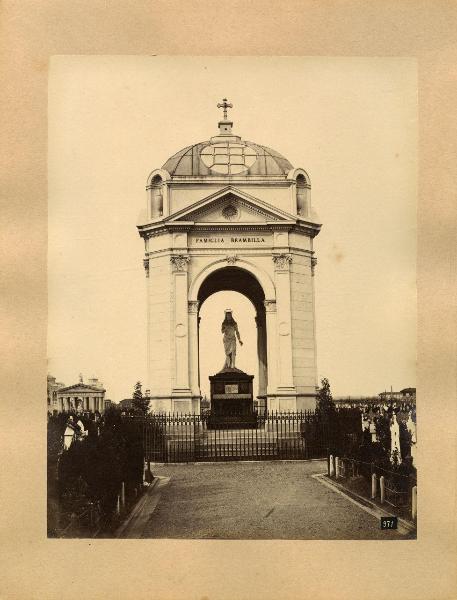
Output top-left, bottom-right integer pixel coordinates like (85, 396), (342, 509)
(264, 299), (277, 313)
(272, 253), (292, 271)
(170, 254), (190, 272)
(188, 300), (200, 314)
(143, 257), (150, 278)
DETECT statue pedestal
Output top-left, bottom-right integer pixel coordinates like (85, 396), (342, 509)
(208, 367), (256, 428)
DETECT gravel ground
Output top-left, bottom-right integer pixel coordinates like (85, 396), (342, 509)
(141, 461), (407, 539)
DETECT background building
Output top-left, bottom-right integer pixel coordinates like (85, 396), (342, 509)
(47, 374), (66, 413)
(55, 377), (106, 414)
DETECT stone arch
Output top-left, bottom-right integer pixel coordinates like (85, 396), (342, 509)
(189, 259), (275, 404)
(146, 168), (171, 187)
(287, 167), (311, 186)
(189, 257), (276, 303)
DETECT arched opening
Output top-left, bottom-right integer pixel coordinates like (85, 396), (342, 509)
(296, 173), (307, 217)
(199, 291), (258, 397)
(150, 175), (163, 218)
(196, 266), (268, 408)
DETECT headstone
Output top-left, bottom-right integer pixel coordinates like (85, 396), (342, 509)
(406, 410), (417, 468)
(369, 421), (377, 443)
(390, 414), (402, 464)
(64, 425), (75, 450)
(77, 420), (87, 437)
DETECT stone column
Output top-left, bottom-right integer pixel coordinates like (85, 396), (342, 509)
(188, 300), (201, 411)
(197, 315), (202, 389)
(272, 254), (296, 398)
(264, 299), (278, 410)
(171, 255), (192, 409)
(255, 310), (268, 398)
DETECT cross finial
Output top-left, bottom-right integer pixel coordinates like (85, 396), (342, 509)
(217, 98), (233, 120)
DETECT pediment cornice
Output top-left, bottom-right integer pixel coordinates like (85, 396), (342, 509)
(138, 186), (321, 239)
(166, 186), (294, 223)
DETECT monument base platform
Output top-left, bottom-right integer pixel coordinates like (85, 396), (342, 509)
(209, 367), (255, 429)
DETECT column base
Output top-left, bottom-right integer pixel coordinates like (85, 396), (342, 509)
(149, 393), (201, 414)
(266, 390), (316, 412)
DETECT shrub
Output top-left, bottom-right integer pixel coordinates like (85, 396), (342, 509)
(54, 411), (144, 526)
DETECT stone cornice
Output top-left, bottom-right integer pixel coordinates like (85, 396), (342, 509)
(165, 177), (292, 187)
(145, 247), (315, 259)
(138, 220), (320, 239)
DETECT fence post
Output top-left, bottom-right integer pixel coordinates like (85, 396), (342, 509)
(70, 512), (77, 532)
(371, 473), (377, 499)
(144, 460), (153, 483)
(121, 481), (126, 508)
(380, 475), (385, 504)
(329, 454), (335, 477)
(335, 456), (339, 478)
(412, 485), (417, 520)
(116, 495), (121, 516)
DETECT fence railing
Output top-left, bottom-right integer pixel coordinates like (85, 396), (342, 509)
(125, 409), (363, 463)
(328, 454), (417, 522)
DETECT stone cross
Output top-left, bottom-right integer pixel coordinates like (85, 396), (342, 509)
(217, 98), (233, 120)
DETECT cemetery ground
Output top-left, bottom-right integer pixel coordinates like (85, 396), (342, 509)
(121, 460), (413, 539)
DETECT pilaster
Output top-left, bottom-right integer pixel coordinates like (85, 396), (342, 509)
(272, 254), (295, 391)
(188, 300), (201, 408)
(170, 255), (192, 405)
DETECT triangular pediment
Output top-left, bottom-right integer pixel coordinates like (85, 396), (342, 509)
(58, 384), (105, 393)
(166, 187), (296, 225)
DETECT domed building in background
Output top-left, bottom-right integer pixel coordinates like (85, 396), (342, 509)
(138, 100), (321, 414)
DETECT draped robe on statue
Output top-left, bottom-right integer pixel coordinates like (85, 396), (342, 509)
(221, 315), (242, 369)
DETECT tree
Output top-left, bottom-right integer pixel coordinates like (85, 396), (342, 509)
(132, 381), (150, 416)
(316, 377), (336, 416)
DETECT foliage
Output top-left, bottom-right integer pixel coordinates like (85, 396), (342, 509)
(54, 411), (145, 528)
(132, 381), (150, 416)
(374, 412), (391, 456)
(316, 378), (336, 418)
(399, 420), (412, 460)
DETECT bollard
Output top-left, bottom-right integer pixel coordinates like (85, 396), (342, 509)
(371, 473), (377, 499)
(121, 481), (126, 508)
(335, 456), (339, 478)
(380, 476), (385, 504)
(329, 454), (335, 477)
(116, 495), (121, 516)
(412, 485), (417, 520)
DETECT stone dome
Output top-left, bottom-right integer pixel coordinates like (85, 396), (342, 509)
(162, 139), (293, 177)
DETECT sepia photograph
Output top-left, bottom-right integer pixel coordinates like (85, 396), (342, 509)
(47, 56), (417, 540)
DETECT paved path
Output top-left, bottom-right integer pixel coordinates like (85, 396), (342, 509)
(135, 461), (408, 540)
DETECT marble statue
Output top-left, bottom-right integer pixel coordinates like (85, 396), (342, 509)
(221, 309), (243, 368)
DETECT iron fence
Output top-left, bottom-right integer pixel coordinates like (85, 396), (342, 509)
(126, 409), (362, 463)
(331, 455), (417, 520)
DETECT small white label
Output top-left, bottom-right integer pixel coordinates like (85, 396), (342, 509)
(225, 384), (239, 394)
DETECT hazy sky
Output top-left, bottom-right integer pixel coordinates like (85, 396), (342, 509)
(48, 56), (417, 401)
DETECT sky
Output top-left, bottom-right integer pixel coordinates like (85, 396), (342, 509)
(48, 56), (417, 401)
